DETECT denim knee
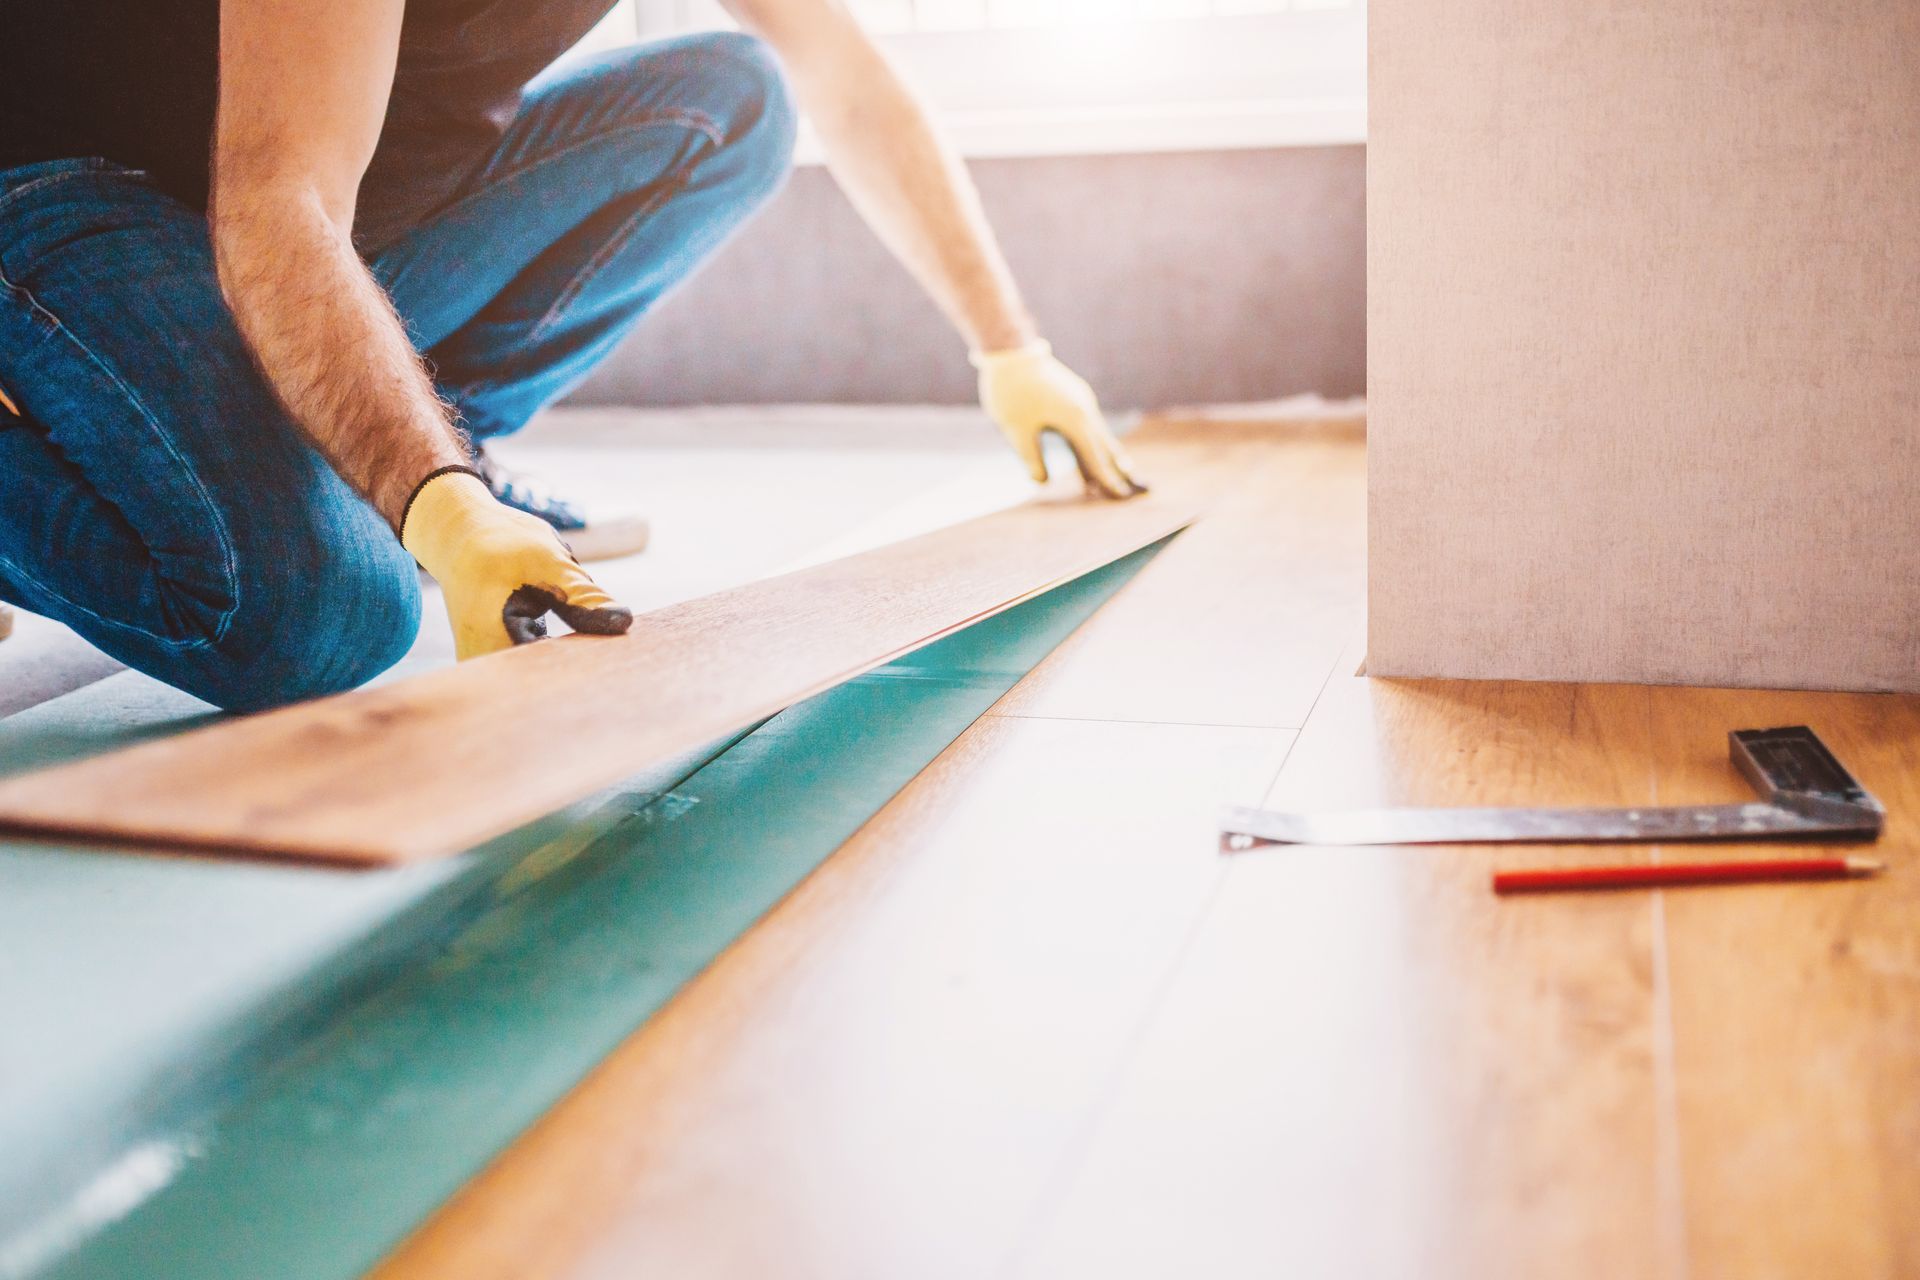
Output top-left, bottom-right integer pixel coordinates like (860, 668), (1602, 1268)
(667, 30), (798, 199)
(182, 521), (421, 714)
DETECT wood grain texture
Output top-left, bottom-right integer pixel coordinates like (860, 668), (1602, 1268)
(1651, 687), (1920, 1280)
(370, 716), (1294, 1280)
(995, 418), (1366, 727)
(1015, 673), (1681, 1280)
(1368, 0), (1920, 689)
(0, 495), (1192, 864)
(359, 411), (1920, 1275)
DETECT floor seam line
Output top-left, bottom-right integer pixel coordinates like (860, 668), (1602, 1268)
(991, 661), (1332, 1277)
(1646, 687), (1693, 1280)
(990, 856), (1239, 1280)
(1247, 633), (1355, 804)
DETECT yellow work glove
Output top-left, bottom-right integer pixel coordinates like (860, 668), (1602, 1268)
(400, 467), (632, 661)
(973, 340), (1146, 499)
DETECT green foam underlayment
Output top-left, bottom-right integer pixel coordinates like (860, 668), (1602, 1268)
(0, 538), (1170, 1280)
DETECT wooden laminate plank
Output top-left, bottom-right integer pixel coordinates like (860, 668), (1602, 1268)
(1651, 687), (1920, 1280)
(371, 715), (1295, 1280)
(994, 421), (1367, 728)
(0, 494), (1193, 864)
(1013, 675), (1681, 1280)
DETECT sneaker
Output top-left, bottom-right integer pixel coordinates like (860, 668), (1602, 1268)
(475, 446), (651, 563)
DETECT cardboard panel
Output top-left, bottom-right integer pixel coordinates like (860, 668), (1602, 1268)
(1368, 1), (1920, 690)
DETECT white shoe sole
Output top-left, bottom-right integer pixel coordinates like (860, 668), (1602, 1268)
(557, 515), (652, 563)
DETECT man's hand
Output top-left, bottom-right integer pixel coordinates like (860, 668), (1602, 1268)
(974, 342), (1147, 500)
(401, 470), (632, 660)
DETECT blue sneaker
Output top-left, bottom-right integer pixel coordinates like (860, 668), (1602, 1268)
(475, 446), (651, 563)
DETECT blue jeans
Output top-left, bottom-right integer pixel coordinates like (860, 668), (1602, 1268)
(0, 33), (793, 712)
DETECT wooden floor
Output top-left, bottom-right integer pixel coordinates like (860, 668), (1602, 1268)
(364, 417), (1920, 1279)
(4, 409), (1901, 1276)
(17, 409), (1879, 1279)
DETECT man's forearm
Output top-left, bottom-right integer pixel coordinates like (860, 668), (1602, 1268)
(776, 19), (1036, 353)
(212, 182), (468, 528)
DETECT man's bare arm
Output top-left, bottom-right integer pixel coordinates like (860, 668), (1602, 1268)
(725, 0), (1037, 353)
(726, 0), (1144, 496)
(211, 0), (468, 529)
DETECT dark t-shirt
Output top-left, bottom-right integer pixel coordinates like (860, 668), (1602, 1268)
(0, 0), (616, 250)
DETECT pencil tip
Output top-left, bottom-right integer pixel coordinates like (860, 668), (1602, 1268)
(1845, 856), (1887, 875)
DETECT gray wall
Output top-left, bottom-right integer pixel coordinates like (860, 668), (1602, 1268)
(570, 145), (1365, 410)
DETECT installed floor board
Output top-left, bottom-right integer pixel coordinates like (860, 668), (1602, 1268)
(361, 401), (1920, 1277)
(1014, 675), (1677, 1280)
(28, 406), (1901, 1273)
(0, 494), (1191, 864)
(1651, 687), (1920, 1280)
(995, 420), (1366, 728)
(373, 716), (1293, 1280)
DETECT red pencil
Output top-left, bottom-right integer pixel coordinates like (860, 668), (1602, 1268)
(1493, 855), (1886, 894)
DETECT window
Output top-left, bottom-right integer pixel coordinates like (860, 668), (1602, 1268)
(573, 0), (1366, 157)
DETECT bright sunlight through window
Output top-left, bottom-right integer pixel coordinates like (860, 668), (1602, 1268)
(577, 0), (1365, 158)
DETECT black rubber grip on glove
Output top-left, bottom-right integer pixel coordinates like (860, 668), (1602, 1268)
(501, 586), (635, 647)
